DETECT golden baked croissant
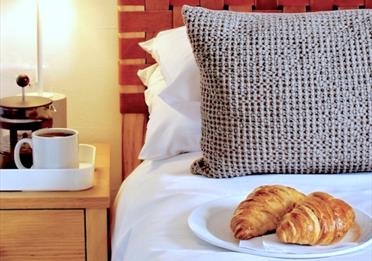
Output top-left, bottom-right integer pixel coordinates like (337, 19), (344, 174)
(230, 185), (306, 240)
(276, 192), (355, 245)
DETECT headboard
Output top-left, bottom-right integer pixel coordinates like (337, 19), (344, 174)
(118, 0), (372, 179)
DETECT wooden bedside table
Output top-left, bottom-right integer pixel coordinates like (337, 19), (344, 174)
(0, 144), (110, 261)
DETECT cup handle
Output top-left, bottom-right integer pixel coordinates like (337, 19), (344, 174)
(14, 138), (33, 169)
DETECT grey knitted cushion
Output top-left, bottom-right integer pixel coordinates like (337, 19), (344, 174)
(183, 6), (372, 178)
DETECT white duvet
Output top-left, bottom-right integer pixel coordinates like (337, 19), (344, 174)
(111, 152), (372, 261)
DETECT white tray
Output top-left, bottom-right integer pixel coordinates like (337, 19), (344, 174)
(0, 144), (96, 191)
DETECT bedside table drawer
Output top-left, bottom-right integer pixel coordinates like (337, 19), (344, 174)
(0, 210), (85, 261)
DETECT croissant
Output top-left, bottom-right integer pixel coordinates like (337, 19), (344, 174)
(230, 185), (306, 240)
(276, 192), (355, 245)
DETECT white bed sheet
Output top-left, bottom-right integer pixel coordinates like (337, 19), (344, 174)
(111, 152), (372, 261)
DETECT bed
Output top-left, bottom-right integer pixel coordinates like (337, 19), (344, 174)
(114, 1), (372, 260)
(111, 152), (372, 260)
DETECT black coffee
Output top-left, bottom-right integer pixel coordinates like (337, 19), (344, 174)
(38, 132), (73, 137)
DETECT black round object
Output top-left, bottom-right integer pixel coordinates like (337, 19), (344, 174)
(16, 74), (30, 88)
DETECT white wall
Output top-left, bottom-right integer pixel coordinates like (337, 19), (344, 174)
(1, 0), (37, 95)
(1, 0), (122, 198)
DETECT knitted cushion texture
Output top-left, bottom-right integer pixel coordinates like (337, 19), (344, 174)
(182, 6), (372, 178)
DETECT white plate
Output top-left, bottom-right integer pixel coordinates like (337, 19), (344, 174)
(188, 196), (372, 259)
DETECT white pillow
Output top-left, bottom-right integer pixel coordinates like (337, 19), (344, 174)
(137, 64), (201, 160)
(139, 97), (201, 160)
(137, 64), (166, 113)
(139, 26), (201, 107)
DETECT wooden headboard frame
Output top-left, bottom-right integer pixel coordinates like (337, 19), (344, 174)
(118, 0), (371, 179)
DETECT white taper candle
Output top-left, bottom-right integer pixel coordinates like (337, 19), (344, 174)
(36, 0), (43, 94)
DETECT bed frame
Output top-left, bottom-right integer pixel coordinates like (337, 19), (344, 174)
(118, 0), (371, 179)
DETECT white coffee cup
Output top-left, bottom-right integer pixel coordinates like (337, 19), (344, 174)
(14, 128), (79, 169)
